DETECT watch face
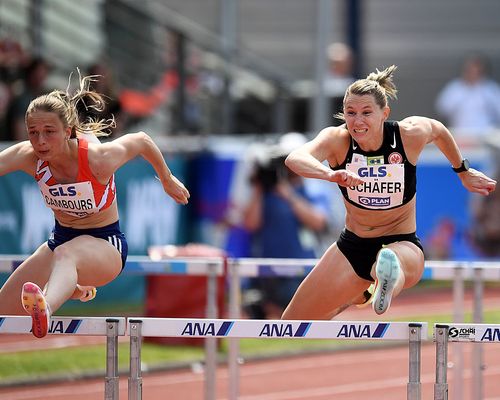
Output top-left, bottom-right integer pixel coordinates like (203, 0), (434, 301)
(453, 159), (470, 173)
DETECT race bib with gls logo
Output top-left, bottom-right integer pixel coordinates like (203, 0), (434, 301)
(38, 181), (98, 217)
(346, 163), (405, 209)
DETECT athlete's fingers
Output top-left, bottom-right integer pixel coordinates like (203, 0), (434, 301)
(342, 171), (363, 186)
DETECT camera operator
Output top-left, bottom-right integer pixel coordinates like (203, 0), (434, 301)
(242, 133), (328, 319)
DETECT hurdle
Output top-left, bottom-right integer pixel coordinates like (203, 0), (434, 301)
(126, 318), (427, 400)
(434, 322), (500, 400)
(0, 316), (126, 400)
(228, 258), (500, 400)
(426, 261), (500, 400)
(125, 255), (225, 400)
(2, 255), (499, 399)
(0, 254), (226, 400)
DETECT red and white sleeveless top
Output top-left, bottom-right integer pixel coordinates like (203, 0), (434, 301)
(35, 138), (116, 218)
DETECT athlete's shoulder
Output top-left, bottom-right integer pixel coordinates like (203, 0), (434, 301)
(8, 140), (35, 154)
(397, 116), (435, 158)
(315, 124), (350, 145)
(1, 141), (37, 174)
(398, 116), (434, 136)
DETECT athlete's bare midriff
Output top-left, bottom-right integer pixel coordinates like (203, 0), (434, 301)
(54, 200), (119, 229)
(344, 196), (416, 237)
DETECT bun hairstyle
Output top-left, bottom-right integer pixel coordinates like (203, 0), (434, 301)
(25, 69), (115, 138)
(335, 65), (398, 122)
(365, 65), (398, 101)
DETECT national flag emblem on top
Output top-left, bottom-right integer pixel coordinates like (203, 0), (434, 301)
(367, 156), (384, 165)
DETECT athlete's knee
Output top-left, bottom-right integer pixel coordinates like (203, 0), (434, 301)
(402, 265), (423, 288)
(52, 243), (76, 264)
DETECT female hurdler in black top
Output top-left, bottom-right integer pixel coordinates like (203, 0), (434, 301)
(282, 65), (496, 319)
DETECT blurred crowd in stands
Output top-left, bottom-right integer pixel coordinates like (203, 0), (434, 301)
(0, 34), (276, 141)
(0, 36), (127, 141)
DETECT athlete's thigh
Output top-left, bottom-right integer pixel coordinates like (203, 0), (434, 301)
(0, 243), (54, 314)
(57, 235), (122, 287)
(282, 243), (371, 320)
(383, 241), (425, 288)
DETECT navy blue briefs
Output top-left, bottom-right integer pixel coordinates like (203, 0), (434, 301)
(47, 220), (128, 269)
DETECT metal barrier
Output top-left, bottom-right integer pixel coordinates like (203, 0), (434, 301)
(0, 254), (225, 400)
(227, 258), (500, 400)
(434, 323), (500, 400)
(0, 316), (126, 400)
(126, 318), (427, 400)
(2, 256), (500, 399)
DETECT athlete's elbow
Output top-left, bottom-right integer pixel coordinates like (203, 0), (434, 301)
(284, 151), (300, 171)
(136, 131), (151, 143)
(310, 214), (328, 232)
(136, 131), (157, 152)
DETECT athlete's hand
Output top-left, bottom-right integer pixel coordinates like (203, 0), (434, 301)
(328, 169), (364, 187)
(161, 174), (190, 204)
(459, 168), (497, 196)
(71, 284), (97, 302)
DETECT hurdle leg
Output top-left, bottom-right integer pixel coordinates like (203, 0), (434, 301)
(205, 262), (219, 400)
(227, 260), (241, 400)
(472, 268), (484, 400)
(452, 267), (464, 400)
(128, 320), (143, 400)
(434, 324), (449, 400)
(105, 319), (120, 400)
(407, 323), (422, 400)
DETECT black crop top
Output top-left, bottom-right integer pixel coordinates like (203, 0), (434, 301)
(331, 120), (417, 210)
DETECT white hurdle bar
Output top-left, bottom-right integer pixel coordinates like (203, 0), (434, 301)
(0, 254), (226, 277)
(126, 318), (427, 400)
(0, 316), (126, 400)
(434, 323), (500, 400)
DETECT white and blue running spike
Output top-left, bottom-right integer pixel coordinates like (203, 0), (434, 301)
(372, 248), (401, 315)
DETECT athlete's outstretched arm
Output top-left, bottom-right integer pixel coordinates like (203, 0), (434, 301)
(285, 127), (364, 187)
(95, 131), (190, 204)
(408, 117), (497, 196)
(0, 141), (36, 177)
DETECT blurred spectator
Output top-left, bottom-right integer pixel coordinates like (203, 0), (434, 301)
(470, 187), (500, 257)
(0, 36), (27, 83)
(242, 132), (328, 319)
(469, 140), (500, 257)
(424, 218), (456, 260)
(86, 62), (129, 138)
(0, 82), (10, 140)
(323, 42), (356, 125)
(6, 57), (50, 141)
(290, 42), (356, 132)
(0, 36), (28, 140)
(435, 54), (500, 136)
(119, 34), (203, 135)
(234, 93), (273, 134)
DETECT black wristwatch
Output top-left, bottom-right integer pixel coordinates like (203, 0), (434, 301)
(452, 158), (470, 173)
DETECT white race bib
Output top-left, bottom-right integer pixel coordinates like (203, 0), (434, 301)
(39, 181), (98, 217)
(346, 163), (405, 209)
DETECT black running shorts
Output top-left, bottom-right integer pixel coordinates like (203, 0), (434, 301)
(336, 228), (424, 281)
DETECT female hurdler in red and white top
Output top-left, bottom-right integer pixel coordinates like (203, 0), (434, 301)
(0, 73), (190, 337)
